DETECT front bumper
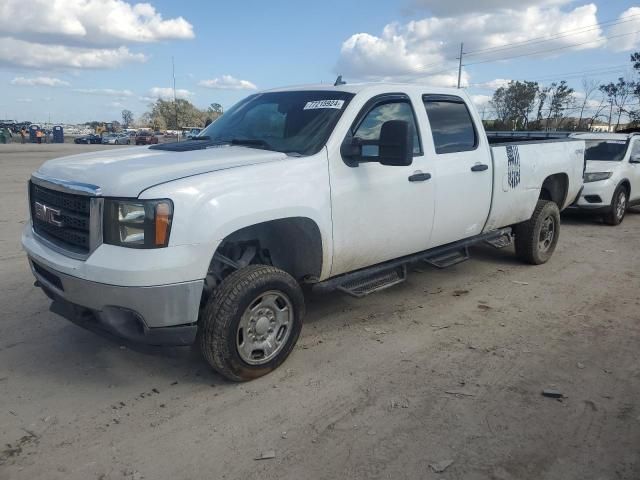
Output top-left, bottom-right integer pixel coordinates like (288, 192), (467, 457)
(29, 257), (202, 346)
(569, 178), (616, 211)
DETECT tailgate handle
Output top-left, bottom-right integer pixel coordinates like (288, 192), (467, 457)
(408, 172), (432, 182)
(471, 163), (489, 172)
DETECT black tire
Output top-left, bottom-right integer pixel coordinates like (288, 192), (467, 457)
(603, 185), (628, 226)
(514, 200), (561, 265)
(199, 265), (305, 381)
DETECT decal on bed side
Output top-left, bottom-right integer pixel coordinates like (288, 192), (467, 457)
(506, 145), (521, 189)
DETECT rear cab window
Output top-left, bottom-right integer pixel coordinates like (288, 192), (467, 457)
(423, 95), (478, 154)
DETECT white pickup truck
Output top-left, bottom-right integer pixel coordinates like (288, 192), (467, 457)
(22, 83), (585, 381)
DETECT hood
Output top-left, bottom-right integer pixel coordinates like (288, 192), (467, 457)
(35, 144), (288, 197)
(585, 160), (621, 173)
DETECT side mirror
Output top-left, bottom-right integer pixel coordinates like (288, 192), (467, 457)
(340, 135), (362, 167)
(378, 120), (413, 167)
(630, 154), (640, 164)
(340, 120), (414, 167)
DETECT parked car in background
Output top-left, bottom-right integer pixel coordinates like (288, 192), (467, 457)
(102, 133), (131, 145)
(22, 83), (585, 381)
(569, 132), (640, 225)
(74, 134), (102, 144)
(135, 131), (158, 145)
(183, 128), (202, 139)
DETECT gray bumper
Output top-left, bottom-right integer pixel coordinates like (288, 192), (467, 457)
(29, 257), (202, 346)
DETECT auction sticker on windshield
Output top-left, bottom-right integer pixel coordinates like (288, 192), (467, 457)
(304, 100), (345, 110)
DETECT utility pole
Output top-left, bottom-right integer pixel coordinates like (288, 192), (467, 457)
(456, 42), (464, 89)
(172, 56), (178, 133)
(607, 98), (613, 132)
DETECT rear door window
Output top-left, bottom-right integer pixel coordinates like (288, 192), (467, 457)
(423, 95), (478, 154)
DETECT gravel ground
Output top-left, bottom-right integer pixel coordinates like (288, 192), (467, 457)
(1, 144), (639, 480)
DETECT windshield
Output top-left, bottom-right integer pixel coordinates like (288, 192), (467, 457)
(198, 90), (355, 155)
(585, 140), (629, 161)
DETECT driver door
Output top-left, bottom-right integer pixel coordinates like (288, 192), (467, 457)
(328, 93), (435, 276)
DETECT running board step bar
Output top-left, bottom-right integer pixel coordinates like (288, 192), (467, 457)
(423, 247), (469, 269)
(312, 228), (512, 297)
(337, 266), (407, 298)
(484, 232), (513, 249)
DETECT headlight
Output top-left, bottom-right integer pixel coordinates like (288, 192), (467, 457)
(584, 172), (613, 183)
(103, 199), (173, 248)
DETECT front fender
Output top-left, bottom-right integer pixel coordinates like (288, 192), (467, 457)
(139, 151), (334, 280)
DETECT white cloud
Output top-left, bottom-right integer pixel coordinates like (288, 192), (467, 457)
(74, 88), (134, 97)
(471, 94), (492, 107)
(16, 98), (33, 103)
(409, 0), (571, 15)
(0, 0), (193, 70)
(11, 76), (70, 87)
(109, 101), (125, 108)
(608, 7), (640, 52)
(0, 0), (194, 46)
(198, 75), (257, 90)
(148, 87), (194, 100)
(475, 78), (511, 90)
(0, 37), (145, 69)
(336, 4), (603, 80)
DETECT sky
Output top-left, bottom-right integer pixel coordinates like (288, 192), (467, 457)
(1, 0), (639, 124)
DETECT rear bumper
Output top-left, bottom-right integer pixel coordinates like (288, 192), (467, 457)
(29, 258), (201, 346)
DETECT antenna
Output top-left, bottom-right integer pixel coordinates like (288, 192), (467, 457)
(172, 56), (178, 131)
(334, 75), (346, 86)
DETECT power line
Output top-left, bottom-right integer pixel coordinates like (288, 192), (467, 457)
(468, 64), (631, 87)
(464, 13), (640, 57)
(463, 30), (640, 67)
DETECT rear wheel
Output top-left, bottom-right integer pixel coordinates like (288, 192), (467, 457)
(199, 265), (305, 381)
(514, 200), (561, 265)
(603, 185), (627, 226)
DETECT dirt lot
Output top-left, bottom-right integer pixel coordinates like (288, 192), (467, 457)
(1, 144), (639, 480)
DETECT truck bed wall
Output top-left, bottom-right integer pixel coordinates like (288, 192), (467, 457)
(483, 139), (585, 232)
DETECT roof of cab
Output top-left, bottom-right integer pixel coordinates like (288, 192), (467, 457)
(262, 82), (465, 96)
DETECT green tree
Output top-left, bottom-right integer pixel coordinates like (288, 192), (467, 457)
(600, 77), (635, 130)
(144, 99), (208, 130)
(490, 81), (539, 130)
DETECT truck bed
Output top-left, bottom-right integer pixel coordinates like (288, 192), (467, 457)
(486, 131), (573, 144)
(482, 138), (585, 233)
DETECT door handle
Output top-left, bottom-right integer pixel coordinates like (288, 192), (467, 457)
(408, 172), (432, 182)
(471, 163), (489, 172)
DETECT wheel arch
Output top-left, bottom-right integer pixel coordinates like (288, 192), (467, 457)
(209, 216), (324, 285)
(539, 173), (569, 208)
(618, 178), (631, 196)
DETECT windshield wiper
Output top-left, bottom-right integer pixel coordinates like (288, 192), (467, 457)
(191, 135), (211, 140)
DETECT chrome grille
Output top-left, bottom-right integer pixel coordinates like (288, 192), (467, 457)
(30, 182), (92, 254)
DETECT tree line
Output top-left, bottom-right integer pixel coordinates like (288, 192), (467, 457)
(486, 52), (640, 132)
(117, 101), (224, 131)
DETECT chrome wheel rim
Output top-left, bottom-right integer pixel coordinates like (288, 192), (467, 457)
(236, 290), (293, 365)
(616, 191), (627, 220)
(538, 215), (556, 253)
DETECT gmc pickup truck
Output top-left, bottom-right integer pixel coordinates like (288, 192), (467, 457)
(22, 83), (585, 381)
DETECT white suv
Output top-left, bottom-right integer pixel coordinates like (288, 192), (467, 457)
(570, 132), (640, 225)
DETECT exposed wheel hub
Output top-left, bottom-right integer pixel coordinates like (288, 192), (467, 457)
(616, 192), (627, 220)
(538, 215), (556, 253)
(237, 291), (293, 365)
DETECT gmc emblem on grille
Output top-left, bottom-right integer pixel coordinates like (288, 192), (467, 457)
(34, 202), (64, 227)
